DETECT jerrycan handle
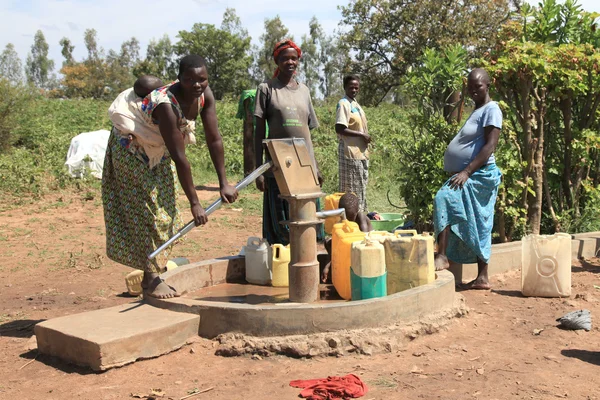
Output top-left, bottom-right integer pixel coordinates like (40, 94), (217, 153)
(273, 244), (281, 260)
(394, 229), (418, 237)
(247, 236), (262, 247)
(342, 221), (355, 233)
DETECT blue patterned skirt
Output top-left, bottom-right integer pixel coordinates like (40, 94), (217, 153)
(433, 164), (502, 264)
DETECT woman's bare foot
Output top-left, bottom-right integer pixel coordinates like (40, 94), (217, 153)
(434, 254), (450, 271)
(462, 277), (491, 290)
(144, 273), (180, 299)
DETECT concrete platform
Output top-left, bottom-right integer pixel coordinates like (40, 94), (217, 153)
(146, 256), (457, 338)
(35, 302), (199, 371)
(450, 231), (600, 283)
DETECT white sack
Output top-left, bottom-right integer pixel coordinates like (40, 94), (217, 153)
(65, 129), (111, 179)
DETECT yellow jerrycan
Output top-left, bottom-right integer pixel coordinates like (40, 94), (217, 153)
(521, 233), (571, 297)
(332, 220), (366, 300)
(383, 230), (435, 294)
(272, 244), (291, 287)
(350, 236), (387, 300)
(324, 192), (345, 235)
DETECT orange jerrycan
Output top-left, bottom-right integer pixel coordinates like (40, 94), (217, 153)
(332, 220), (366, 300)
(383, 230), (435, 294)
(271, 244), (291, 287)
(324, 192), (345, 235)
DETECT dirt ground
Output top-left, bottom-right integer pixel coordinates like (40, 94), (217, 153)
(1, 187), (599, 400)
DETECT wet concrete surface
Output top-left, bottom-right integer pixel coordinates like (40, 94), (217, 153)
(186, 283), (345, 304)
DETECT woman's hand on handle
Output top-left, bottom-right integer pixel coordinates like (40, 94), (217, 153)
(220, 183), (238, 203)
(191, 203), (208, 226)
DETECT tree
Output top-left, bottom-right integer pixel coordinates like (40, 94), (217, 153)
(299, 17), (323, 97)
(488, 0), (600, 236)
(25, 30), (55, 89)
(59, 37), (75, 67)
(119, 37), (140, 70)
(175, 10), (252, 99)
(133, 35), (177, 82)
(253, 16), (290, 83)
(0, 43), (23, 82)
(338, 0), (513, 105)
(221, 7), (249, 39)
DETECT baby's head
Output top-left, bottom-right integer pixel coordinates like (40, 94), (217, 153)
(133, 75), (164, 98)
(339, 192), (359, 222)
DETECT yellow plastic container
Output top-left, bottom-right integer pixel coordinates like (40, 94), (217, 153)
(332, 220), (366, 300)
(351, 237), (387, 300)
(383, 230), (435, 294)
(125, 270), (144, 296)
(272, 244), (291, 287)
(124, 257), (188, 296)
(324, 192), (346, 235)
(521, 233), (571, 297)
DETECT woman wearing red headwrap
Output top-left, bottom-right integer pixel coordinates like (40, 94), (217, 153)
(254, 39), (323, 245)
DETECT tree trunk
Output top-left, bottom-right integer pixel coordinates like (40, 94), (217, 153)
(559, 96), (573, 209)
(527, 87), (547, 235)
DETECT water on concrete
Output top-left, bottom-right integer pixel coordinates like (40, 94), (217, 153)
(186, 283), (344, 304)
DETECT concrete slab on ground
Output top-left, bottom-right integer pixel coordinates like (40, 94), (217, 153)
(35, 302), (199, 371)
(450, 231), (600, 283)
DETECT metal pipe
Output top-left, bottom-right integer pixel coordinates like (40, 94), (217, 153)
(148, 161), (273, 260)
(315, 208), (346, 220)
(286, 197), (320, 303)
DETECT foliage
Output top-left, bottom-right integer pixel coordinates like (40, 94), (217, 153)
(252, 16), (291, 83)
(0, 78), (34, 151)
(175, 11), (252, 100)
(486, 0), (600, 235)
(338, 0), (513, 105)
(299, 17), (346, 99)
(25, 30), (55, 89)
(0, 43), (24, 83)
(393, 45), (468, 230)
(133, 35), (178, 82)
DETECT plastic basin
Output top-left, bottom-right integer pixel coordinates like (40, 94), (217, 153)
(370, 213), (404, 232)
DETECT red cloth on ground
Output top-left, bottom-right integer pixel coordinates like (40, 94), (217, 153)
(289, 374), (367, 400)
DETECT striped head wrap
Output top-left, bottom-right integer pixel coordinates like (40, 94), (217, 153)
(272, 39), (302, 77)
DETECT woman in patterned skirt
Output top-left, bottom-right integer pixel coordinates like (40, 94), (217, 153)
(103, 55), (238, 298)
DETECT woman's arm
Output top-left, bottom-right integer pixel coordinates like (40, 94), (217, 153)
(449, 125), (501, 189)
(335, 124), (371, 143)
(200, 86), (238, 203)
(254, 116), (267, 191)
(154, 103), (206, 225)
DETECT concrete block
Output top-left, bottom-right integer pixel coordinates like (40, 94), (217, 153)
(35, 302), (199, 371)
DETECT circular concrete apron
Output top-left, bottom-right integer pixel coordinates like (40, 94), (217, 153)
(144, 256), (456, 338)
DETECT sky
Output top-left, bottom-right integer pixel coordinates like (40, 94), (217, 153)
(1, 0), (599, 71)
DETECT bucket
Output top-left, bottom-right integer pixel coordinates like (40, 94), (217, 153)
(383, 230), (435, 294)
(521, 233), (571, 297)
(244, 237), (272, 285)
(332, 221), (366, 300)
(350, 236), (387, 300)
(324, 192), (345, 235)
(272, 244), (290, 287)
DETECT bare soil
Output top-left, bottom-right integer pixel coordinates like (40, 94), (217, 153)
(1, 188), (599, 400)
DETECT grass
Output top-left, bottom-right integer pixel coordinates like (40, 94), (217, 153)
(1, 97), (412, 231)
